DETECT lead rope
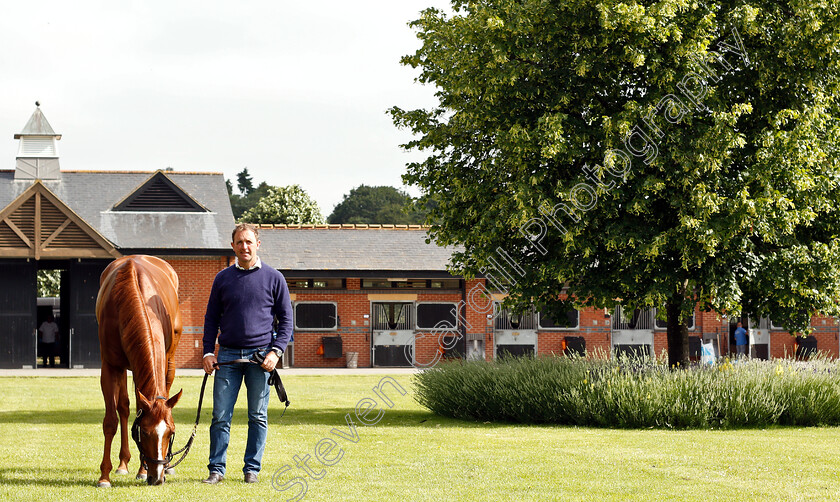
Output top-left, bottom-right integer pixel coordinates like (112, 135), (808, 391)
(165, 358), (290, 469)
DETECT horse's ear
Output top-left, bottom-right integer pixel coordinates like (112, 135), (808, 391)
(166, 389), (183, 409)
(137, 391), (152, 412)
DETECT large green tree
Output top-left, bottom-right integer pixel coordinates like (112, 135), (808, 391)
(328, 185), (427, 224)
(240, 184), (325, 225)
(391, 0), (840, 365)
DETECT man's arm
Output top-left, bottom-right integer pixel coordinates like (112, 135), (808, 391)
(202, 274), (223, 373)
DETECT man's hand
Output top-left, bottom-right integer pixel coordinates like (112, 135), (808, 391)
(203, 354), (217, 374)
(262, 350), (280, 372)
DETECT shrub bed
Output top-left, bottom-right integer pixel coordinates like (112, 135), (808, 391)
(412, 354), (840, 428)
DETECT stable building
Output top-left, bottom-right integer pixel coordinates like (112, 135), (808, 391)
(0, 105), (234, 368)
(254, 225), (838, 367)
(0, 105), (834, 370)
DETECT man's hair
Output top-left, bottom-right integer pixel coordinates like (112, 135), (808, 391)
(232, 223), (259, 242)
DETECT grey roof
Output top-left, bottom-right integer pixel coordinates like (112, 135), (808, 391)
(256, 225), (460, 271)
(0, 170), (235, 251)
(14, 107), (60, 139)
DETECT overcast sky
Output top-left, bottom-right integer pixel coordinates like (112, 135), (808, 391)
(0, 0), (449, 214)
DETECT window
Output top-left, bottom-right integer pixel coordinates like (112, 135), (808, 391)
(362, 279), (462, 289)
(372, 303), (414, 330)
(494, 304), (537, 330)
(416, 303), (459, 331)
(770, 319), (788, 330)
(396, 280), (427, 289)
(612, 306), (655, 330)
(654, 311), (695, 330)
(538, 309), (579, 329)
(294, 302), (338, 330)
(288, 278), (344, 290)
(362, 279), (392, 288)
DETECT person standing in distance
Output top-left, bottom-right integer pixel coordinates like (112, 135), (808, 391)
(734, 321), (748, 357)
(202, 223), (293, 484)
(38, 313), (60, 368)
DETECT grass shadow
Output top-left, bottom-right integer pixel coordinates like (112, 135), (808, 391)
(0, 467), (106, 488)
(0, 406), (498, 430)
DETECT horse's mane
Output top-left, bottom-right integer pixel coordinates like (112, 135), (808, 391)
(111, 260), (167, 398)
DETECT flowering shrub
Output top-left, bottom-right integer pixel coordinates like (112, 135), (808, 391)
(412, 353), (840, 428)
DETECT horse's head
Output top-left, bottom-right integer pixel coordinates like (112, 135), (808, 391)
(133, 390), (182, 485)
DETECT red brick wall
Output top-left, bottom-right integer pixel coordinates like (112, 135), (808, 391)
(535, 306), (611, 356)
(290, 288), (469, 368)
(769, 315), (839, 359)
(289, 288), (370, 369)
(156, 257), (840, 368)
(809, 316), (839, 358)
(162, 256), (229, 369)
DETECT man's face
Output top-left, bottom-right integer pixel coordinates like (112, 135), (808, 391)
(737, 322), (742, 328)
(232, 229), (260, 266)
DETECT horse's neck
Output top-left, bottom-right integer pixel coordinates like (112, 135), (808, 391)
(130, 338), (169, 398)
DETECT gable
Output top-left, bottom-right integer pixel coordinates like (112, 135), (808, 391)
(0, 181), (119, 259)
(113, 171), (207, 212)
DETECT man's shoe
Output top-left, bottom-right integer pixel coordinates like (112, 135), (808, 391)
(244, 472), (258, 483)
(202, 472), (224, 484)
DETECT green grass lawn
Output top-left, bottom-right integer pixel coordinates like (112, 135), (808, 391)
(1, 374), (840, 501)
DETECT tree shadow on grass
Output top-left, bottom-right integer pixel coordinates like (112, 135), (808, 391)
(0, 466), (213, 489)
(0, 467), (106, 488)
(0, 407), (505, 430)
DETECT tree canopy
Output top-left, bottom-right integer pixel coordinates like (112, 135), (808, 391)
(240, 184), (325, 225)
(391, 0), (840, 364)
(328, 185), (427, 224)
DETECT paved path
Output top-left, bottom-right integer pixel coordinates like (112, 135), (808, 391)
(0, 367), (422, 377)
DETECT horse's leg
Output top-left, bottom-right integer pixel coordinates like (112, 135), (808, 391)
(115, 370), (131, 475)
(133, 370), (148, 481)
(163, 356), (177, 476)
(98, 365), (118, 487)
(165, 357), (176, 393)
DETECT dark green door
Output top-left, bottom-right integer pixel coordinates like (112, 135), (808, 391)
(0, 261), (37, 368)
(68, 260), (108, 368)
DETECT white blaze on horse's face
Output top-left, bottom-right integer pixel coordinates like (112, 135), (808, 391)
(154, 420), (167, 482)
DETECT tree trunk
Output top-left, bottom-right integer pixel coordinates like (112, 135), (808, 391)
(665, 299), (689, 368)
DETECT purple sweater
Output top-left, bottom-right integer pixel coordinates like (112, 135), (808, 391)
(202, 263), (293, 355)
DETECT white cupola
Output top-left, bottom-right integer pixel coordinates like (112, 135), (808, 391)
(14, 102), (61, 180)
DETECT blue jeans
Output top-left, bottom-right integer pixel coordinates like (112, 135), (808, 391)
(208, 346), (270, 476)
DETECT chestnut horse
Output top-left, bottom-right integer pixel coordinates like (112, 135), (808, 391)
(95, 255), (182, 487)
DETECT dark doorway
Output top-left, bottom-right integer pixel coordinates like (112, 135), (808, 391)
(729, 317), (748, 356)
(36, 267), (65, 368)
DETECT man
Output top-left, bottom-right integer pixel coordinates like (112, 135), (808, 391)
(202, 223), (293, 484)
(38, 314), (59, 368)
(734, 321), (748, 357)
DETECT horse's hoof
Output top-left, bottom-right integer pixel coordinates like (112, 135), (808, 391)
(97, 481), (111, 488)
(136, 473), (147, 481)
(164, 467), (175, 476)
(115, 469), (129, 475)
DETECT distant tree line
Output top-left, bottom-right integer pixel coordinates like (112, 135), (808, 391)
(227, 168), (431, 225)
